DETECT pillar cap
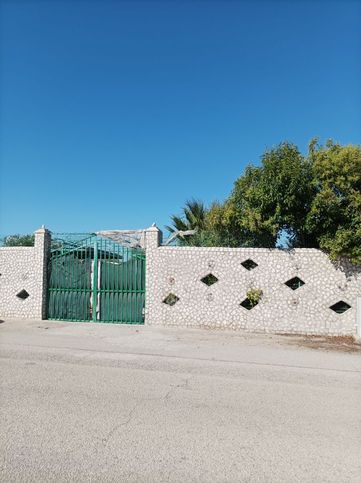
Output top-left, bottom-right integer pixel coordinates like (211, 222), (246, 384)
(146, 224), (161, 232)
(35, 226), (50, 234)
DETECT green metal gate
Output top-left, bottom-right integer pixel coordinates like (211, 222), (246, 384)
(47, 234), (145, 323)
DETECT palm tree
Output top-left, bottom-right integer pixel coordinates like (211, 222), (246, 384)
(166, 199), (207, 234)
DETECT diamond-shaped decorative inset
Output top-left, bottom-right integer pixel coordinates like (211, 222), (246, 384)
(330, 301), (351, 314)
(16, 289), (29, 300)
(163, 293), (179, 306)
(285, 276), (305, 290)
(200, 273), (218, 286)
(240, 298), (258, 310)
(241, 259), (258, 271)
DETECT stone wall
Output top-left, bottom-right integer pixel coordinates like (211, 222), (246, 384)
(145, 227), (361, 336)
(1, 225), (360, 335)
(0, 228), (51, 319)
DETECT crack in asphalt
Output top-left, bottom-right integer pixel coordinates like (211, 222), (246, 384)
(163, 378), (191, 401)
(102, 377), (192, 444)
(101, 400), (144, 445)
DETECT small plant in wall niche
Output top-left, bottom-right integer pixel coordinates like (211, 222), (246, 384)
(247, 288), (263, 305)
(240, 288), (263, 311)
(240, 288), (263, 310)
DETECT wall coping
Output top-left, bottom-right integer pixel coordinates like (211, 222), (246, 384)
(0, 246), (35, 251)
(158, 246), (326, 254)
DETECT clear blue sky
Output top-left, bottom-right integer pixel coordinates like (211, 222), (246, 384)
(1, 0), (360, 235)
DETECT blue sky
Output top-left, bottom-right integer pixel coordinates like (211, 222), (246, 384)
(1, 0), (360, 236)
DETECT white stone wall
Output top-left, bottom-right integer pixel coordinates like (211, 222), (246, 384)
(145, 228), (361, 336)
(0, 228), (50, 319)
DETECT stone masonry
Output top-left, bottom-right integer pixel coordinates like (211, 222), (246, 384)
(0, 228), (51, 319)
(145, 227), (361, 336)
(1, 225), (360, 336)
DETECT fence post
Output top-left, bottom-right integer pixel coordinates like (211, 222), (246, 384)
(92, 241), (99, 322)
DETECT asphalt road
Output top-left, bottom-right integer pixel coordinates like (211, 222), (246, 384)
(1, 319), (361, 482)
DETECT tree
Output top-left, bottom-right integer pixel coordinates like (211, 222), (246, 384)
(166, 199), (208, 245)
(225, 164), (278, 247)
(305, 140), (361, 264)
(223, 142), (316, 247)
(3, 234), (35, 247)
(205, 201), (237, 246)
(167, 139), (361, 263)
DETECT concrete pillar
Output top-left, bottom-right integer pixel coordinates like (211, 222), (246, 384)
(144, 225), (162, 325)
(34, 227), (51, 319)
(144, 225), (162, 250)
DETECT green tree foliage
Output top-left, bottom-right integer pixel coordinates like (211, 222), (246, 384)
(205, 202), (238, 247)
(166, 199), (207, 234)
(226, 142), (317, 247)
(3, 234), (35, 247)
(168, 140), (361, 263)
(166, 199), (210, 246)
(305, 140), (361, 263)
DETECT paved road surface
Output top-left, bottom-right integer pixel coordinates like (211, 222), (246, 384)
(1, 319), (361, 482)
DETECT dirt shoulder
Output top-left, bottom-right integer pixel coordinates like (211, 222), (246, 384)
(281, 335), (361, 353)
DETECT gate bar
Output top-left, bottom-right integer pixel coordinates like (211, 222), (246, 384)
(92, 241), (99, 322)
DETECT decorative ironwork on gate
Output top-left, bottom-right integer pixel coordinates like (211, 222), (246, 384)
(48, 233), (145, 323)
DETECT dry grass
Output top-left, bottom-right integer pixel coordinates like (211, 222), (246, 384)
(287, 335), (361, 353)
